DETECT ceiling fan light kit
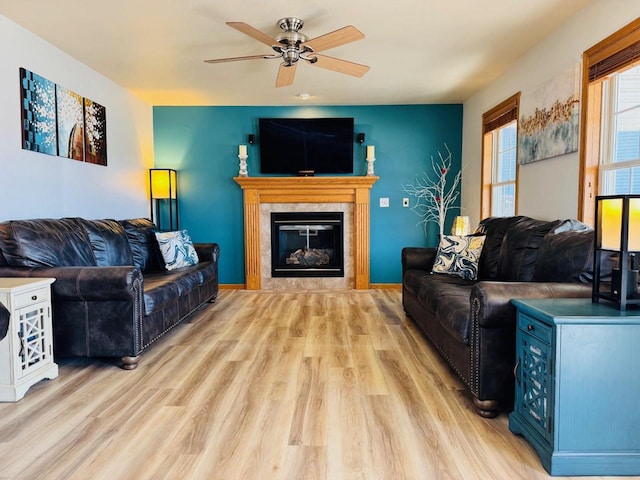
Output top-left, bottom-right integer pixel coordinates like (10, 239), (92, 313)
(204, 17), (369, 87)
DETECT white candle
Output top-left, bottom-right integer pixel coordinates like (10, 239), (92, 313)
(239, 145), (247, 156)
(366, 145), (375, 159)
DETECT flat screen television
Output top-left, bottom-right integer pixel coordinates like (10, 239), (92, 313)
(258, 117), (354, 174)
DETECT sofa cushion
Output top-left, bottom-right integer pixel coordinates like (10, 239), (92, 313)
(142, 265), (206, 315)
(495, 217), (564, 281)
(432, 234), (486, 280)
(155, 230), (199, 270)
(80, 219), (134, 267)
(172, 269), (201, 296)
(435, 289), (473, 345)
(403, 269), (428, 297)
(533, 230), (594, 283)
(405, 270), (475, 344)
(119, 218), (163, 272)
(414, 271), (475, 314)
(0, 218), (96, 267)
(474, 216), (523, 280)
(194, 260), (218, 285)
(142, 274), (181, 315)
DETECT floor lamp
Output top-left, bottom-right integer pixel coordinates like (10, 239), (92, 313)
(149, 168), (178, 231)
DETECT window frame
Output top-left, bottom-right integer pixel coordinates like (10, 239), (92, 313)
(481, 92), (521, 219)
(598, 64), (640, 194)
(578, 17), (640, 225)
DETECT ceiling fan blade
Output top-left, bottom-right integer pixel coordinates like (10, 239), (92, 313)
(310, 54), (370, 78)
(275, 63), (297, 87)
(302, 25), (365, 53)
(204, 54), (267, 64)
(226, 22), (278, 47)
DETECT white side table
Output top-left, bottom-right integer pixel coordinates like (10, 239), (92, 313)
(0, 278), (57, 401)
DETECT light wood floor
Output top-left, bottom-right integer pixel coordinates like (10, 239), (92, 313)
(0, 289), (629, 480)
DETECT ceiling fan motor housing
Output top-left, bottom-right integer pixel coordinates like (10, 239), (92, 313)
(275, 31), (308, 48)
(278, 17), (304, 33)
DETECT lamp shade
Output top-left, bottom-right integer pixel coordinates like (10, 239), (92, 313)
(150, 169), (177, 199)
(593, 194), (640, 310)
(597, 197), (623, 250)
(596, 196), (640, 251)
(149, 168), (179, 231)
(451, 215), (470, 236)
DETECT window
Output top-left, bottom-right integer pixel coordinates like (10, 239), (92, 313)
(481, 93), (520, 218)
(599, 64), (640, 194)
(578, 17), (640, 225)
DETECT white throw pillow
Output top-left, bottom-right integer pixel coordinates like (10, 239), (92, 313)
(154, 230), (199, 270)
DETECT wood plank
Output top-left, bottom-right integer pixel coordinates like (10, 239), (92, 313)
(0, 290), (621, 479)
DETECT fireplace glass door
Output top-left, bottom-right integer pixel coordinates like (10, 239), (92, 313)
(271, 212), (344, 277)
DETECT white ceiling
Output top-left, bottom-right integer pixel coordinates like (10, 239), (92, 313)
(0, 0), (591, 106)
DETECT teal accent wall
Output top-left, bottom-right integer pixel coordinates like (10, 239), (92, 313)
(153, 104), (462, 285)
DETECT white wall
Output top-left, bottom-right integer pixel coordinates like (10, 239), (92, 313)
(0, 15), (153, 221)
(462, 1), (640, 228)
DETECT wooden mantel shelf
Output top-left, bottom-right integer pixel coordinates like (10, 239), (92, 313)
(233, 176), (379, 290)
(233, 176), (378, 203)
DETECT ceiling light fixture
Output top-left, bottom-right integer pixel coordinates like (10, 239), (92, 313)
(297, 93), (311, 100)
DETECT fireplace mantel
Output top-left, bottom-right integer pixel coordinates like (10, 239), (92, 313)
(234, 176), (378, 290)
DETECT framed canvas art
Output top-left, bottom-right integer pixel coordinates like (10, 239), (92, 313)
(56, 86), (85, 161)
(518, 65), (580, 164)
(84, 98), (107, 166)
(19, 68), (57, 155)
(18, 67), (108, 166)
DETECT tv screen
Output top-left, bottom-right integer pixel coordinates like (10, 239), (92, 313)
(259, 118), (354, 174)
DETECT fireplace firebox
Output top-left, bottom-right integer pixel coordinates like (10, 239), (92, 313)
(271, 212), (344, 277)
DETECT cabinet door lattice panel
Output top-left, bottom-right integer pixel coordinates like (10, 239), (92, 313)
(18, 304), (49, 375)
(520, 336), (550, 438)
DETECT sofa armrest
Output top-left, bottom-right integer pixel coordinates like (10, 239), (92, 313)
(401, 247), (437, 275)
(0, 266), (142, 301)
(194, 243), (220, 263)
(471, 281), (592, 329)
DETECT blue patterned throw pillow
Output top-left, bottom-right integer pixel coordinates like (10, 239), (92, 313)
(432, 234), (486, 280)
(154, 230), (199, 270)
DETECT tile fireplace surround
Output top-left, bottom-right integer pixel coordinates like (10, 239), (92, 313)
(234, 176), (378, 290)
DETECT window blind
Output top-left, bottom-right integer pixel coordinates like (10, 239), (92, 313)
(588, 40), (640, 82)
(482, 93), (520, 135)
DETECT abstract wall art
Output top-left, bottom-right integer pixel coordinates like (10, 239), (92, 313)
(56, 86), (85, 161)
(19, 67), (108, 166)
(20, 68), (57, 156)
(517, 65), (580, 164)
(84, 98), (107, 166)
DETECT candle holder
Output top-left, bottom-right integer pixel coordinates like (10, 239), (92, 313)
(366, 156), (375, 176)
(238, 154), (248, 177)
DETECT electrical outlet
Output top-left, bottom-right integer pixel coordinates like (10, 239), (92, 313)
(403, 198), (409, 207)
(379, 197), (389, 208)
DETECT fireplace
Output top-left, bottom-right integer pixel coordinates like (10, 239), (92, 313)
(233, 176), (378, 290)
(271, 212), (344, 277)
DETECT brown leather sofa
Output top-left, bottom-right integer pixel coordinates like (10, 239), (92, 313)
(402, 216), (595, 417)
(0, 217), (219, 369)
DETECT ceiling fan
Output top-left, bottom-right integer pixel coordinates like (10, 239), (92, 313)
(204, 17), (370, 87)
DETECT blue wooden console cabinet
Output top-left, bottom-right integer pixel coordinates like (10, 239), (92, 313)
(509, 298), (640, 476)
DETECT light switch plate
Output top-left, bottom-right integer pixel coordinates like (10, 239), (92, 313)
(380, 197), (389, 208)
(403, 198), (409, 207)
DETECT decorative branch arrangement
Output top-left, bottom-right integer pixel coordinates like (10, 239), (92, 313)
(402, 144), (462, 238)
